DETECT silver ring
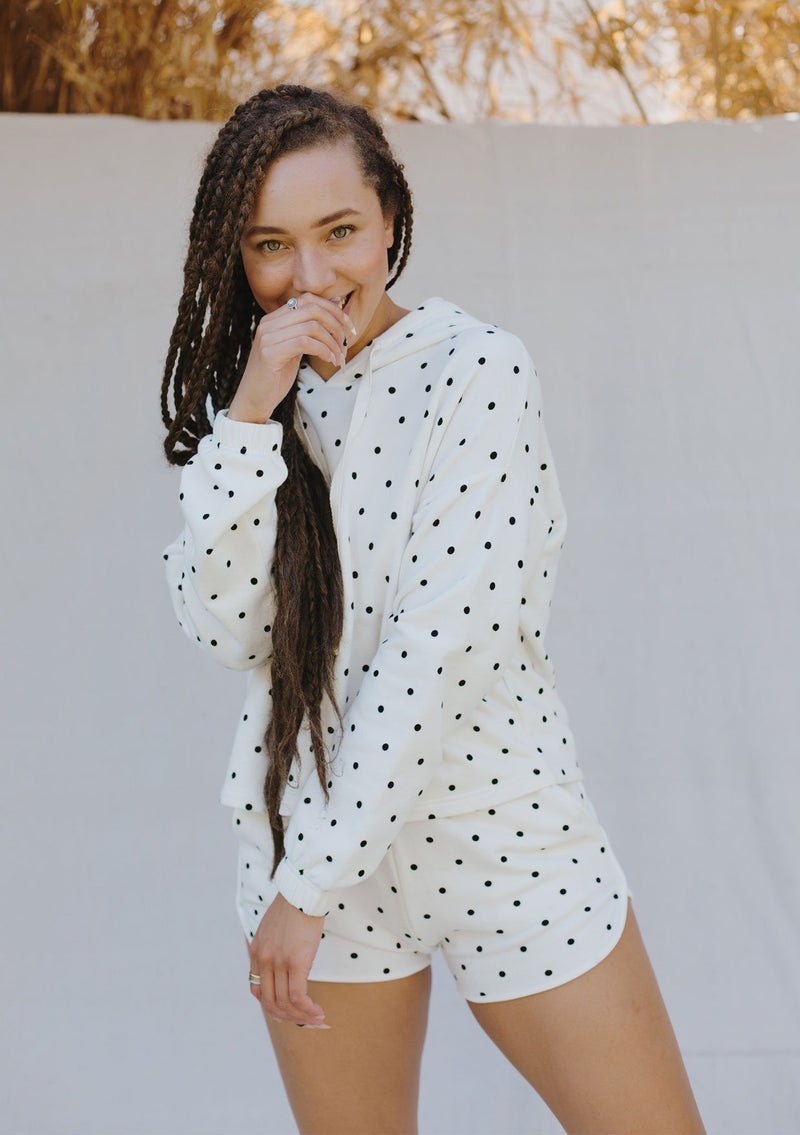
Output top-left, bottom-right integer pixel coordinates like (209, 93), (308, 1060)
(286, 297), (298, 310)
(248, 972), (261, 985)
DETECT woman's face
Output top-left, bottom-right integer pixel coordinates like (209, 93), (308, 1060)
(239, 140), (399, 366)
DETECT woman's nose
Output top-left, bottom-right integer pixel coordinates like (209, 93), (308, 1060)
(292, 248), (337, 295)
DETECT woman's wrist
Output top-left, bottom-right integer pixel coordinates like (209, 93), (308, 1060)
(227, 396), (278, 424)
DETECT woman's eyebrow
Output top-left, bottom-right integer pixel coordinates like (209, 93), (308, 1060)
(244, 208), (362, 238)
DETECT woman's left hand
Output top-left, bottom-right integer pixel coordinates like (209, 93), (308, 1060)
(248, 891), (329, 1028)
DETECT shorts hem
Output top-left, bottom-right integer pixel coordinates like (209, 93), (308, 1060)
(306, 959), (433, 985)
(460, 888), (633, 1005)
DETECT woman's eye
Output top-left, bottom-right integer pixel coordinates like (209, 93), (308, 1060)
(257, 225), (352, 252)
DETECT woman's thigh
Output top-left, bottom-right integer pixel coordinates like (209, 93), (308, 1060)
(466, 899), (706, 1135)
(258, 961), (432, 1135)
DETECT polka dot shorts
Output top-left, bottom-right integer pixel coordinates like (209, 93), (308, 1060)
(232, 778), (633, 1004)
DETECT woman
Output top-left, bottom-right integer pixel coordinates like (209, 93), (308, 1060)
(161, 84), (705, 1134)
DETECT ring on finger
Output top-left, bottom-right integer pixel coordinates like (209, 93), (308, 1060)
(286, 297), (298, 310)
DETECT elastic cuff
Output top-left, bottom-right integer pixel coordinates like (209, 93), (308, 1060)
(213, 407), (284, 456)
(273, 856), (339, 918)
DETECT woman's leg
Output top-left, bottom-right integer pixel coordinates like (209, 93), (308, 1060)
(249, 948), (432, 1135)
(466, 900), (705, 1135)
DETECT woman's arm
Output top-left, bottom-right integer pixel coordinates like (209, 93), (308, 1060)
(271, 329), (549, 915)
(162, 408), (288, 671)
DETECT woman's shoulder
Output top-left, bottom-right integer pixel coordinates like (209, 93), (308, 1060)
(435, 298), (530, 359)
(394, 296), (536, 403)
(426, 303), (540, 419)
(441, 315), (533, 388)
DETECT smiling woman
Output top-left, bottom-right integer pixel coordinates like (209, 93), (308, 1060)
(158, 83), (705, 1135)
(236, 143), (409, 386)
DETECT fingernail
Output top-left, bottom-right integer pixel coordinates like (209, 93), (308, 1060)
(296, 1022), (331, 1029)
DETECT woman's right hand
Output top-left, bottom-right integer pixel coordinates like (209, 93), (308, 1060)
(228, 292), (357, 423)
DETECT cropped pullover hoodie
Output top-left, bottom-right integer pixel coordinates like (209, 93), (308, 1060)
(162, 297), (582, 917)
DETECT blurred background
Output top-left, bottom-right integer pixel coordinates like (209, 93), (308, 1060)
(3, 0), (799, 124)
(2, 4), (799, 1135)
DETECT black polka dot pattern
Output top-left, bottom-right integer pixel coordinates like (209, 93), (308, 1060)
(162, 299), (584, 918)
(162, 411), (287, 671)
(233, 778), (633, 1001)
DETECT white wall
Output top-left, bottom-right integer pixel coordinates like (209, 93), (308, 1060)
(1, 111), (798, 1135)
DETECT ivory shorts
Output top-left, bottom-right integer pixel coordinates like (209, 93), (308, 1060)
(231, 778), (633, 1004)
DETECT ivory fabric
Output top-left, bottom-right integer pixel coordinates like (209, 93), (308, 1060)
(164, 296), (592, 915)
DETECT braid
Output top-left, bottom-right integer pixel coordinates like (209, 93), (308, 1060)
(159, 84), (414, 875)
(263, 383), (346, 873)
(161, 101), (347, 462)
(343, 102), (414, 289)
(387, 162), (414, 289)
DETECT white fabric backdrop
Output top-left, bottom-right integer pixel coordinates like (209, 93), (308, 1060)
(1, 111), (798, 1134)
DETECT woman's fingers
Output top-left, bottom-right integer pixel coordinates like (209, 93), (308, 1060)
(249, 959), (293, 1024)
(247, 939), (283, 1016)
(271, 961), (326, 1027)
(283, 292), (357, 342)
(230, 291), (358, 418)
(246, 892), (329, 1028)
(249, 947), (317, 1027)
(287, 963), (328, 1025)
(263, 970), (294, 1025)
(273, 293), (357, 362)
(273, 320), (347, 365)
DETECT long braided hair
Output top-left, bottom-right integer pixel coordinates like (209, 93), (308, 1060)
(160, 85), (415, 878)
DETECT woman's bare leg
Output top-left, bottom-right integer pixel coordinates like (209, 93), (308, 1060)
(245, 940), (432, 1135)
(466, 900), (705, 1134)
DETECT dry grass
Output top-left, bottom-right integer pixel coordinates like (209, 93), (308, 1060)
(2, 0), (798, 122)
(571, 0), (800, 121)
(2, 0), (280, 118)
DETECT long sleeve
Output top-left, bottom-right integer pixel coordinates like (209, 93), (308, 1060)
(162, 408), (288, 671)
(273, 329), (546, 916)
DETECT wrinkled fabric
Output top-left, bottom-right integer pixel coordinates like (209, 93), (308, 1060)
(162, 297), (583, 916)
(232, 778), (632, 1002)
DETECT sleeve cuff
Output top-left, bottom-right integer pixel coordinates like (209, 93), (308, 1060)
(273, 856), (340, 918)
(213, 407), (285, 455)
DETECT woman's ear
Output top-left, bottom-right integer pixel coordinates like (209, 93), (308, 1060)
(383, 210), (396, 248)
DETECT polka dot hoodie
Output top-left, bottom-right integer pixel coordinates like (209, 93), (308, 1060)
(162, 297), (582, 917)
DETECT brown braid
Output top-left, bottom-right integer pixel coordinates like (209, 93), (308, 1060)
(159, 85), (415, 879)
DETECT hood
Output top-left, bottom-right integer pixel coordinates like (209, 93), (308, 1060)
(296, 296), (486, 392)
(292, 295), (488, 468)
(368, 295), (485, 370)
